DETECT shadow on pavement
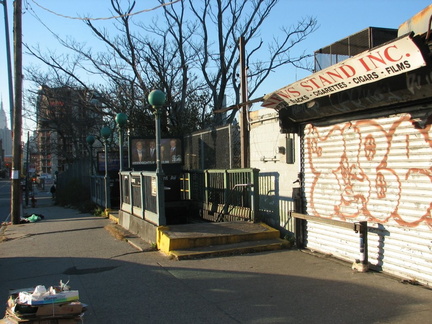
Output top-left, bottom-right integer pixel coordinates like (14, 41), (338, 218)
(1, 253), (431, 323)
(1, 203), (431, 323)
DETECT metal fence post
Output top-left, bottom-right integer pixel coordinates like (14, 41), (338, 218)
(222, 170), (230, 216)
(353, 221), (369, 272)
(251, 168), (259, 222)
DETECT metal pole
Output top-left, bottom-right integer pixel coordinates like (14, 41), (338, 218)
(353, 221), (369, 272)
(359, 221), (368, 266)
(1, 0), (14, 129)
(104, 140), (110, 210)
(25, 131), (29, 206)
(89, 146), (93, 175)
(239, 36), (249, 168)
(88, 144), (93, 206)
(154, 108), (163, 175)
(11, 0), (22, 225)
(148, 90), (166, 226)
(119, 128), (124, 172)
(118, 127), (123, 208)
(154, 107), (165, 225)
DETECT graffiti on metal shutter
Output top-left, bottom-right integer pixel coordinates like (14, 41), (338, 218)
(304, 113), (431, 228)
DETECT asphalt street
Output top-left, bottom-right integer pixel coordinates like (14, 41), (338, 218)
(1, 190), (431, 323)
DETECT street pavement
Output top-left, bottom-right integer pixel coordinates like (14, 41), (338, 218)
(1, 190), (432, 323)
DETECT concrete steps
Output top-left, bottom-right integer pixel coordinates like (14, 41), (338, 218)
(157, 222), (290, 260)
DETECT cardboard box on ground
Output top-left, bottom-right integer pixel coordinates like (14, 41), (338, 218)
(1, 282), (86, 323)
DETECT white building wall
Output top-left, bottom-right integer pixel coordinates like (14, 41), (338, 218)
(249, 108), (300, 232)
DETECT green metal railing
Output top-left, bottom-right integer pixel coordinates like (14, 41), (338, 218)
(118, 171), (162, 225)
(181, 168), (260, 222)
(111, 168), (260, 225)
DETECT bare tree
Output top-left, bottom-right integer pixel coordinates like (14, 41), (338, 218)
(25, 0), (317, 134)
(183, 0), (317, 122)
(105, 0), (213, 135)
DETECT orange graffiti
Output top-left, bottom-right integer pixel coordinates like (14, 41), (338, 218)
(364, 134), (376, 161)
(375, 172), (387, 198)
(306, 114), (432, 228)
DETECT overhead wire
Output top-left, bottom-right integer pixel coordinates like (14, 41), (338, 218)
(26, 0), (303, 88)
(29, 0), (181, 21)
(27, 1), (309, 70)
(25, 0), (278, 123)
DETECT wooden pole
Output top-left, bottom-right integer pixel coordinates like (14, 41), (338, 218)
(11, 0), (22, 224)
(1, 0), (14, 128)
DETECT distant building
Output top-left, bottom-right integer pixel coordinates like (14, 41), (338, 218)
(35, 86), (102, 175)
(0, 99), (12, 156)
(0, 139), (4, 172)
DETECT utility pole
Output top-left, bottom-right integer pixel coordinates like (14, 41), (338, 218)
(239, 36), (249, 168)
(0, 0), (14, 129)
(11, 0), (22, 225)
(25, 131), (29, 206)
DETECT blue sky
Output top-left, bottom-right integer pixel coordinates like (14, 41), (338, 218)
(0, 0), (431, 131)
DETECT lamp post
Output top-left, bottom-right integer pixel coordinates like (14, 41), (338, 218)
(115, 113), (128, 210)
(148, 89), (166, 225)
(148, 90), (166, 174)
(86, 135), (95, 175)
(100, 126), (111, 211)
(115, 113), (128, 172)
(86, 135), (95, 206)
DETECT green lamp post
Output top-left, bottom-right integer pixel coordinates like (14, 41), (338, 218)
(115, 113), (128, 172)
(148, 89), (167, 225)
(115, 113), (128, 210)
(86, 135), (95, 175)
(148, 90), (166, 174)
(100, 126), (111, 210)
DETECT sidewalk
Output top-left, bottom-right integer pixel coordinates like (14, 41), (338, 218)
(1, 199), (431, 323)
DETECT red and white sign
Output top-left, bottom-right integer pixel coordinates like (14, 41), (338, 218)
(262, 36), (426, 108)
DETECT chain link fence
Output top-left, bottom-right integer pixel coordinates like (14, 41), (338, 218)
(183, 124), (241, 170)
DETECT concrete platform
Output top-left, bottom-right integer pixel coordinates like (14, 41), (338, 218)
(157, 222), (290, 260)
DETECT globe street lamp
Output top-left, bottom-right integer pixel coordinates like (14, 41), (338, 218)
(115, 113), (128, 172)
(148, 89), (166, 225)
(100, 126), (111, 210)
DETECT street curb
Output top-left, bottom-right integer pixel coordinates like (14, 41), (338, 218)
(104, 223), (156, 252)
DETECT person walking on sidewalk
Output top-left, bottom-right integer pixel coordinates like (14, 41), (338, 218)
(31, 195), (37, 208)
(50, 184), (56, 199)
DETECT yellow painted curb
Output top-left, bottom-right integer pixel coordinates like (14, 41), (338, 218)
(109, 213), (119, 224)
(157, 226), (170, 254)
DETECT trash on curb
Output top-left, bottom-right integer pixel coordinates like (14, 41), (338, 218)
(20, 214), (45, 224)
(25, 215), (42, 223)
(1, 280), (87, 323)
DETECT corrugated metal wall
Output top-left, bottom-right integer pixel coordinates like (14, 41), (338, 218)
(303, 112), (432, 285)
(305, 221), (361, 262)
